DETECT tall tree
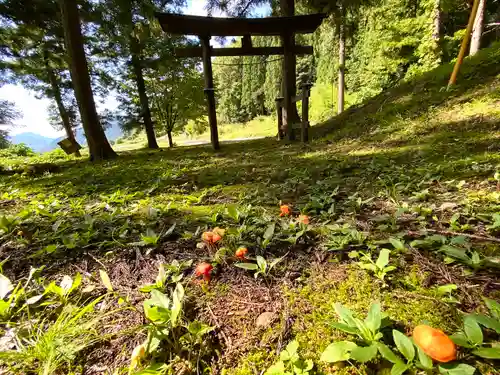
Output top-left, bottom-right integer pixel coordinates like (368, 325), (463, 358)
(470, 0), (486, 55)
(59, 0), (116, 160)
(0, 99), (21, 149)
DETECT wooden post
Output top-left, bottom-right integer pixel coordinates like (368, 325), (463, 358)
(301, 84), (311, 143)
(283, 31), (295, 141)
(200, 35), (220, 150)
(276, 97), (284, 140)
(448, 0), (481, 87)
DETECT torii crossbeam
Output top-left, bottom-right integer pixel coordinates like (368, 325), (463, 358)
(155, 12), (326, 150)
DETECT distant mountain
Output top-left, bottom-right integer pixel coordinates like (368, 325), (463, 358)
(10, 132), (56, 153)
(11, 122), (123, 153)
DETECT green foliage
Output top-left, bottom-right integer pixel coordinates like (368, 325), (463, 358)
(351, 249), (397, 282)
(235, 255), (285, 279)
(264, 340), (313, 375)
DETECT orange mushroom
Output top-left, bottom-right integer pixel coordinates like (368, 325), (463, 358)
(413, 325), (457, 363)
(195, 262), (213, 282)
(280, 205), (291, 217)
(298, 215), (310, 225)
(235, 247), (248, 259)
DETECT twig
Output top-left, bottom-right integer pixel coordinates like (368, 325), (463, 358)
(408, 229), (500, 243)
(207, 303), (232, 350)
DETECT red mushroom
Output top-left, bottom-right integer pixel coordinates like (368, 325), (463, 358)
(235, 247), (248, 259)
(195, 262), (213, 282)
(280, 205), (291, 217)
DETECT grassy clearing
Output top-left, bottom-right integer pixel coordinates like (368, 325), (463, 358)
(1, 46), (500, 374)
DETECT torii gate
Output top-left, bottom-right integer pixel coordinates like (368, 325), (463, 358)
(155, 12), (326, 150)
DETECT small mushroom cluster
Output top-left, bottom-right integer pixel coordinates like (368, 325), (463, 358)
(280, 205), (310, 225)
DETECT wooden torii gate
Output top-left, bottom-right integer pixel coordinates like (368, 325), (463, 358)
(155, 12), (326, 150)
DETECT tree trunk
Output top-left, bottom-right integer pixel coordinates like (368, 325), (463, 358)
(432, 0), (442, 63)
(130, 38), (159, 149)
(470, 0), (485, 55)
(59, 0), (116, 161)
(167, 131), (173, 148)
(337, 11), (345, 114)
(280, 0), (300, 140)
(44, 51), (81, 157)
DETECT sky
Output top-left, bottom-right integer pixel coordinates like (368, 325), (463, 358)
(0, 0), (224, 138)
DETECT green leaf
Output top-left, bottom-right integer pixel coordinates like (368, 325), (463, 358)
(438, 363), (476, 375)
(463, 315), (483, 346)
(235, 263), (259, 270)
(376, 249), (390, 269)
(334, 303), (357, 327)
(439, 246), (469, 261)
(393, 330), (415, 361)
(350, 344), (378, 363)
(436, 284), (458, 296)
(450, 333), (474, 348)
(359, 263), (377, 272)
(330, 322), (359, 335)
(263, 223), (275, 241)
(470, 314), (500, 334)
(149, 289), (170, 309)
(320, 341), (357, 363)
(99, 269), (113, 292)
(256, 256), (267, 272)
(377, 343), (403, 364)
(389, 238), (405, 251)
(391, 362), (410, 375)
(484, 297), (500, 319)
(0, 274), (13, 299)
(163, 223), (176, 238)
(471, 347), (500, 359)
(280, 340), (299, 362)
(415, 343), (433, 370)
(364, 302), (381, 333)
(170, 283), (184, 327)
(264, 361), (285, 375)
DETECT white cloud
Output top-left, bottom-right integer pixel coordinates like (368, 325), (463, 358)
(0, 84), (61, 138)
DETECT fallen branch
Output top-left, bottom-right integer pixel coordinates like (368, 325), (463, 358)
(408, 229), (500, 243)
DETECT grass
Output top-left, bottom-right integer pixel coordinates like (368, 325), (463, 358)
(1, 44), (500, 374)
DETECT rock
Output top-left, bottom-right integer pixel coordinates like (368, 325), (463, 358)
(256, 312), (276, 328)
(439, 202), (458, 211)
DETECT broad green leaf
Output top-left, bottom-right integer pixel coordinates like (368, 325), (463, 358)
(393, 330), (415, 361)
(69, 272), (82, 294)
(226, 205), (239, 221)
(156, 264), (166, 285)
(377, 342), (403, 364)
(471, 314), (500, 334)
(391, 362), (410, 375)
(264, 361), (285, 375)
(149, 289), (170, 309)
(280, 340), (299, 362)
(439, 246), (469, 262)
(436, 284), (458, 296)
(256, 256), (267, 272)
(45, 281), (64, 297)
(471, 347), (500, 359)
(235, 263), (259, 270)
(320, 341), (357, 363)
(438, 363), (476, 375)
(359, 263), (377, 272)
(484, 297), (500, 319)
(450, 333), (474, 348)
(330, 322), (359, 335)
(263, 223), (275, 241)
(269, 256), (285, 271)
(334, 303), (357, 327)
(415, 342), (433, 370)
(99, 269), (113, 292)
(376, 249), (390, 269)
(0, 274), (13, 299)
(170, 283), (184, 327)
(463, 315), (483, 346)
(389, 238), (405, 251)
(364, 302), (381, 333)
(350, 344), (378, 363)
